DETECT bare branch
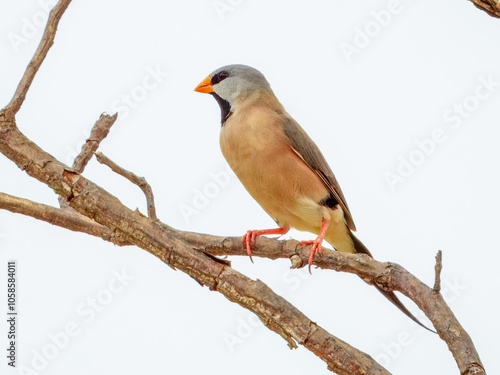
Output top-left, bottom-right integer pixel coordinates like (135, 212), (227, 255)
(58, 112), (118, 208)
(0, 192), (131, 246)
(470, 0), (500, 17)
(72, 113), (117, 173)
(433, 250), (443, 293)
(95, 151), (157, 220)
(172, 230), (485, 375)
(3, 0), (72, 119)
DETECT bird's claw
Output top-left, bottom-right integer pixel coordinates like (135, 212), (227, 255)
(298, 239), (323, 273)
(242, 230), (258, 263)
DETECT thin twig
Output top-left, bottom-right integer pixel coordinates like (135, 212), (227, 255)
(434, 250), (443, 293)
(0, 192), (131, 246)
(73, 113), (118, 173)
(94, 151), (157, 220)
(3, 0), (72, 119)
(58, 112), (118, 208)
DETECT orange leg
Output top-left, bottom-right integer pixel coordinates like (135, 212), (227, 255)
(298, 218), (330, 273)
(242, 226), (290, 262)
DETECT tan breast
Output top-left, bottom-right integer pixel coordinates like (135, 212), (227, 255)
(220, 103), (330, 233)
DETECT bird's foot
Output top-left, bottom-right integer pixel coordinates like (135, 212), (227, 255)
(298, 238), (324, 273)
(242, 226), (290, 263)
(242, 230), (259, 262)
(298, 219), (330, 273)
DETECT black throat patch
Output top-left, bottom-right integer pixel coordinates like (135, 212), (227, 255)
(210, 92), (232, 125)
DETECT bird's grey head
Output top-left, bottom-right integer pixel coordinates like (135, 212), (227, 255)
(194, 64), (272, 125)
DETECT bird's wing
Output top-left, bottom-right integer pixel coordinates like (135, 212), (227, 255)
(281, 115), (356, 231)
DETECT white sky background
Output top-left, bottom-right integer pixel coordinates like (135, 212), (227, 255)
(0, 0), (499, 374)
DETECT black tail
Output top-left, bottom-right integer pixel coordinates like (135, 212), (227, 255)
(350, 232), (435, 333)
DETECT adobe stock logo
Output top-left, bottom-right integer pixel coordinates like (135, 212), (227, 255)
(179, 166), (234, 224)
(7, 0), (58, 53)
(223, 267), (312, 353)
(64, 64), (169, 165)
(109, 64), (169, 119)
(212, 0), (243, 21)
(340, 0), (405, 63)
(17, 269), (135, 375)
(385, 74), (499, 191)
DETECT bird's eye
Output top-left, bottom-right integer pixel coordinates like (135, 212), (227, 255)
(211, 71), (230, 85)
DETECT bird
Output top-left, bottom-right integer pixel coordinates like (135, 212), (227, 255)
(194, 64), (432, 331)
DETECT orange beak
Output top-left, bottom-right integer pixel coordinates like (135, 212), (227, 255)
(194, 75), (214, 93)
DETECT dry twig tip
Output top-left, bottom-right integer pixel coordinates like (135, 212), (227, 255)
(434, 250), (443, 293)
(94, 151), (158, 220)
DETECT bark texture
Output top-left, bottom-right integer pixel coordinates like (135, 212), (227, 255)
(470, 0), (500, 17)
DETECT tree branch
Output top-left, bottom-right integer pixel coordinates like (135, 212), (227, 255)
(58, 112), (118, 208)
(434, 250), (443, 293)
(470, 0), (500, 17)
(72, 113), (117, 174)
(2, 0), (72, 120)
(94, 151), (157, 220)
(168, 231), (485, 375)
(0, 192), (131, 246)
